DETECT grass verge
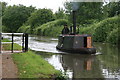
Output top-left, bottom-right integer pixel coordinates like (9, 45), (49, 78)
(2, 43), (22, 50)
(11, 51), (61, 78)
(1, 38), (11, 42)
(2, 38), (22, 50)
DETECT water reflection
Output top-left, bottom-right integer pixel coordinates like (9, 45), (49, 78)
(61, 54), (104, 78)
(94, 43), (119, 79)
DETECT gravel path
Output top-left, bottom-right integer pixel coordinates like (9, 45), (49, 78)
(0, 54), (2, 79)
(1, 53), (18, 78)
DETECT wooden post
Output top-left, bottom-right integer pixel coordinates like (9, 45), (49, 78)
(25, 33), (28, 52)
(11, 33), (14, 53)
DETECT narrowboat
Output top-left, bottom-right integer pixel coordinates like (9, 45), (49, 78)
(56, 10), (96, 54)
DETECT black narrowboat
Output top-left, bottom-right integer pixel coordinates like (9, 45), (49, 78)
(56, 34), (96, 54)
(56, 10), (96, 54)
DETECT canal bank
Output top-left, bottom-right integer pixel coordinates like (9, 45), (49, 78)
(1, 38), (67, 79)
(11, 51), (62, 78)
(2, 35), (120, 79)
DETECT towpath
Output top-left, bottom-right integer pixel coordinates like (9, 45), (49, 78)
(0, 53), (18, 79)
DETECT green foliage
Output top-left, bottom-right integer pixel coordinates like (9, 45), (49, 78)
(93, 16), (119, 42)
(107, 28), (118, 45)
(64, 2), (105, 25)
(2, 25), (8, 32)
(26, 8), (55, 33)
(2, 5), (35, 32)
(17, 25), (31, 33)
(105, 2), (120, 17)
(12, 51), (60, 78)
(0, 1), (7, 15)
(80, 16), (119, 45)
(55, 8), (68, 20)
(34, 19), (68, 37)
(55, 71), (68, 80)
(79, 23), (97, 35)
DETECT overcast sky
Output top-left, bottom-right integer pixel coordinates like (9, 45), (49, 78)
(2, 0), (68, 13)
(1, 0), (119, 13)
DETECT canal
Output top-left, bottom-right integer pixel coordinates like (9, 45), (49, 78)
(3, 35), (120, 79)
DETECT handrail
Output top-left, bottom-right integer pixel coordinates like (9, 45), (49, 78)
(0, 33), (28, 53)
(2, 33), (24, 35)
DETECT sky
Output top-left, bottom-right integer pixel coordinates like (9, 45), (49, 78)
(2, 0), (68, 13)
(1, 0), (119, 13)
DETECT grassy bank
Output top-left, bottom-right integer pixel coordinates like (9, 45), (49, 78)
(2, 43), (22, 50)
(1, 38), (11, 42)
(2, 38), (66, 79)
(12, 51), (61, 78)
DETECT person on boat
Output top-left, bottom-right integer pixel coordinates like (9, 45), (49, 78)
(76, 26), (79, 34)
(62, 24), (70, 34)
(69, 25), (79, 35)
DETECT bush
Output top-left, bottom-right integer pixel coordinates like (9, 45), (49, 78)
(34, 19), (68, 37)
(93, 16), (119, 42)
(80, 16), (119, 45)
(2, 25), (8, 32)
(2, 5), (35, 32)
(27, 9), (55, 28)
(17, 25), (31, 33)
(107, 28), (118, 45)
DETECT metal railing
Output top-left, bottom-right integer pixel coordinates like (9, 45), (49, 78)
(0, 33), (28, 53)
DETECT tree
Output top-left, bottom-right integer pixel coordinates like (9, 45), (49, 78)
(27, 8), (55, 33)
(55, 7), (67, 19)
(105, 2), (120, 17)
(0, 1), (7, 15)
(2, 5), (35, 32)
(64, 2), (104, 25)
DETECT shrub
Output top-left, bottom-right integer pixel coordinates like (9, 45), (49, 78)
(93, 16), (119, 42)
(34, 19), (68, 37)
(107, 28), (118, 45)
(17, 25), (31, 33)
(80, 16), (119, 45)
(2, 25), (8, 32)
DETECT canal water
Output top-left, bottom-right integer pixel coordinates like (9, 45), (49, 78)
(3, 35), (120, 79)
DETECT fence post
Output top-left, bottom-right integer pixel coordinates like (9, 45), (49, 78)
(25, 33), (28, 52)
(0, 33), (1, 53)
(22, 33), (25, 52)
(11, 33), (14, 53)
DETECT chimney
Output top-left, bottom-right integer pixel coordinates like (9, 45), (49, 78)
(73, 10), (76, 34)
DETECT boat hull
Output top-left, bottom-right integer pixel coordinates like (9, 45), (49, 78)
(56, 35), (96, 54)
(56, 46), (96, 54)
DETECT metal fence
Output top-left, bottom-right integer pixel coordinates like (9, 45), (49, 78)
(0, 33), (28, 53)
